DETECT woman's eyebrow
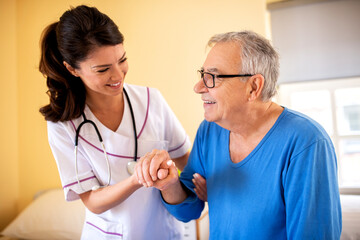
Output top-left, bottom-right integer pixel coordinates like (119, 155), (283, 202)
(119, 52), (127, 61)
(91, 52), (127, 69)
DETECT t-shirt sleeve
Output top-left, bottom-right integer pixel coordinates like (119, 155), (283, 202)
(283, 138), (342, 239)
(162, 122), (207, 222)
(47, 121), (100, 201)
(151, 88), (191, 158)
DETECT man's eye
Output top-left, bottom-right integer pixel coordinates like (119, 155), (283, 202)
(120, 57), (127, 63)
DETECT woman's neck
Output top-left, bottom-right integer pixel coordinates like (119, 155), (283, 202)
(86, 92), (125, 132)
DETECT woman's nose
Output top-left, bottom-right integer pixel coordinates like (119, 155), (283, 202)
(111, 64), (127, 81)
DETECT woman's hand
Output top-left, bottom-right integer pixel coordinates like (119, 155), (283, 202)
(134, 149), (177, 189)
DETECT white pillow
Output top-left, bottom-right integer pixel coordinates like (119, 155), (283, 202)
(1, 189), (85, 240)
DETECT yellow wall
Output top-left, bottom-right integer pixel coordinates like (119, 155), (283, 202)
(0, 0), (267, 230)
(0, 0), (19, 231)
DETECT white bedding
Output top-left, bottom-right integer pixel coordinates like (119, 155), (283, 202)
(0, 188), (196, 240)
(0, 189), (85, 240)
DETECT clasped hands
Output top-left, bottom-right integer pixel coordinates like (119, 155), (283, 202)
(134, 149), (177, 191)
(134, 149), (208, 202)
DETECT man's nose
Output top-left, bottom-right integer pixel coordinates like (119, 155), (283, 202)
(193, 78), (208, 94)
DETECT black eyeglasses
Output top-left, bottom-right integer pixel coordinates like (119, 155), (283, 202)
(197, 70), (253, 88)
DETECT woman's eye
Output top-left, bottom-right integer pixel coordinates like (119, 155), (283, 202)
(120, 57), (127, 63)
(97, 68), (109, 73)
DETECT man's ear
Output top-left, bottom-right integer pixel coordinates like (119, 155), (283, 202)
(63, 61), (79, 77)
(248, 74), (264, 101)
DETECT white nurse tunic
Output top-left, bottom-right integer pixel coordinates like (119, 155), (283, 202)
(47, 84), (191, 240)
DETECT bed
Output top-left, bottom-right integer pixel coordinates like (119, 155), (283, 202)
(1, 189), (359, 240)
(0, 189), (196, 240)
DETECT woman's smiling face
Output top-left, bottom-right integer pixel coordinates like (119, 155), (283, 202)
(74, 44), (128, 99)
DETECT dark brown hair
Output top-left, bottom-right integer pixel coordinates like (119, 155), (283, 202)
(39, 5), (124, 122)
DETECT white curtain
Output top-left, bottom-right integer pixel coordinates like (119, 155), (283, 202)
(269, 0), (360, 83)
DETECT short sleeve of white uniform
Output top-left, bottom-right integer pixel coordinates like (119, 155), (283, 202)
(47, 120), (100, 201)
(148, 88), (191, 158)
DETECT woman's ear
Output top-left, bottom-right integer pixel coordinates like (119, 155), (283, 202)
(63, 61), (79, 77)
(248, 74), (264, 101)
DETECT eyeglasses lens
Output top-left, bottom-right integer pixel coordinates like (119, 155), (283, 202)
(198, 71), (215, 88)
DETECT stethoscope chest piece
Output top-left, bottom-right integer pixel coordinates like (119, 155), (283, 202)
(127, 161), (136, 175)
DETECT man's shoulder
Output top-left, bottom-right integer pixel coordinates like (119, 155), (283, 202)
(279, 107), (331, 144)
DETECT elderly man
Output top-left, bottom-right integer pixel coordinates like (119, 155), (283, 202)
(136, 31), (342, 239)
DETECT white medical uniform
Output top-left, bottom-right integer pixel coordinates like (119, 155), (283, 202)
(47, 84), (191, 240)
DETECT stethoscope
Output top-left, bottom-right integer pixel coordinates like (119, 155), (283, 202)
(74, 88), (138, 191)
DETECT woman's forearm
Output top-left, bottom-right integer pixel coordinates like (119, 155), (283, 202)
(79, 175), (142, 214)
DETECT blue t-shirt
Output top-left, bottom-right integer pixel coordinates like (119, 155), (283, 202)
(164, 107), (342, 240)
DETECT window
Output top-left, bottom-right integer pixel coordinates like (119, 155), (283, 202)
(276, 77), (360, 193)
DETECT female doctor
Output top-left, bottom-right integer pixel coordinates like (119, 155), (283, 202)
(39, 5), (191, 239)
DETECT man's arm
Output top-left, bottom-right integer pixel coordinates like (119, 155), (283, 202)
(159, 162), (188, 204)
(285, 139), (342, 239)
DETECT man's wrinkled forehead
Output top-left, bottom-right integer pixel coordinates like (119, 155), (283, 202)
(202, 42), (242, 73)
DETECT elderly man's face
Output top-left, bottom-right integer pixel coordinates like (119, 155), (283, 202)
(194, 41), (250, 124)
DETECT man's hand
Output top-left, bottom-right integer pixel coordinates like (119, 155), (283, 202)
(134, 149), (179, 190)
(134, 149), (190, 204)
(193, 173), (207, 202)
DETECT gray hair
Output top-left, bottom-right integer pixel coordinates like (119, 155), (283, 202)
(208, 31), (279, 101)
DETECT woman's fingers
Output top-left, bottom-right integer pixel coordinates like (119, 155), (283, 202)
(135, 150), (173, 187)
(135, 152), (155, 187)
(149, 150), (171, 181)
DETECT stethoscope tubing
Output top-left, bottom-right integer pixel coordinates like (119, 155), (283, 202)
(74, 88), (137, 191)
(123, 88), (138, 162)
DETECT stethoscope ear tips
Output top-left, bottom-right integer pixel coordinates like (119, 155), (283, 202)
(92, 185), (100, 191)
